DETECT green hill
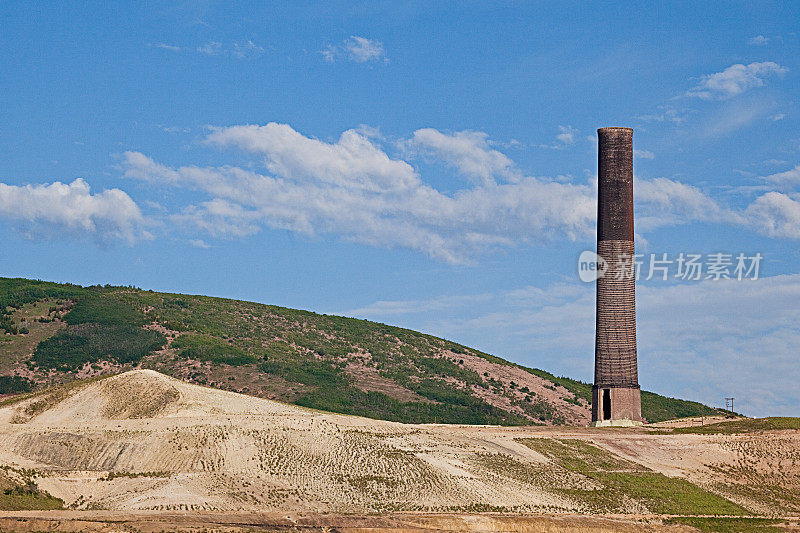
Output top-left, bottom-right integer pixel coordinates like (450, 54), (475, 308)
(0, 277), (725, 425)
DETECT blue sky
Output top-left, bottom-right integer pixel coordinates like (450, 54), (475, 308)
(1, 2), (799, 416)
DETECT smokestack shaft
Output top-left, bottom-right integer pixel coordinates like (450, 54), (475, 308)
(593, 127), (641, 426)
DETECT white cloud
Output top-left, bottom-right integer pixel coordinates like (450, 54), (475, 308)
(206, 123), (420, 192)
(770, 113), (787, 121)
(0, 178), (148, 243)
(404, 129), (518, 186)
(631, 174), (800, 245)
(634, 149), (655, 160)
(189, 238), (211, 248)
(634, 177), (740, 230)
(634, 106), (687, 125)
(762, 165), (800, 188)
(748, 35), (770, 46)
(686, 61), (788, 100)
(197, 41), (223, 56)
(636, 275), (800, 415)
(173, 199), (262, 238)
(344, 36), (386, 62)
(323, 36), (387, 64)
(122, 123), (800, 262)
(157, 124), (191, 134)
(231, 40), (264, 58)
(538, 126), (579, 149)
(150, 43), (183, 52)
(745, 192), (800, 239)
(197, 41), (263, 58)
(556, 125), (577, 145)
(124, 124), (599, 263)
(696, 98), (773, 139)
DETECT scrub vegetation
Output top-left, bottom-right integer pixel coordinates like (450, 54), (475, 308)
(0, 469), (63, 511)
(0, 277), (727, 425)
(670, 417), (800, 434)
(517, 438), (747, 516)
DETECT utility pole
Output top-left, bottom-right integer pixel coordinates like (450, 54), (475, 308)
(725, 397), (734, 417)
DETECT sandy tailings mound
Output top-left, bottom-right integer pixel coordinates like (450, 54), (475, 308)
(0, 369), (798, 524)
(0, 370), (567, 513)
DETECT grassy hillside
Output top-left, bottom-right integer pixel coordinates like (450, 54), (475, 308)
(0, 277), (726, 425)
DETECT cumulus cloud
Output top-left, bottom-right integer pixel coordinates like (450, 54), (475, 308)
(634, 149), (655, 160)
(322, 36), (387, 64)
(0, 178), (148, 243)
(632, 176), (800, 241)
(762, 165), (800, 188)
(124, 124), (599, 263)
(206, 123), (420, 192)
(404, 128), (518, 186)
(745, 192), (800, 239)
(686, 61), (788, 100)
(635, 177), (740, 230)
(121, 123), (800, 261)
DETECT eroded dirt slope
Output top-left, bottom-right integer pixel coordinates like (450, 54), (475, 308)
(0, 370), (796, 521)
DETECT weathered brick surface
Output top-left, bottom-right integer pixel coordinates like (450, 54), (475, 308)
(595, 239), (638, 388)
(593, 127), (641, 424)
(597, 127), (634, 242)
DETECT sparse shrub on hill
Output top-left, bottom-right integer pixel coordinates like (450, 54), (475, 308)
(260, 356), (529, 425)
(33, 323), (165, 371)
(522, 367), (725, 422)
(0, 278), (83, 311)
(515, 397), (565, 424)
(64, 293), (146, 327)
(173, 334), (257, 366)
(413, 356), (483, 386)
(294, 377), (529, 425)
(0, 376), (32, 395)
(30, 289), (166, 371)
(0, 278), (83, 334)
(639, 390), (724, 422)
(263, 340), (297, 360)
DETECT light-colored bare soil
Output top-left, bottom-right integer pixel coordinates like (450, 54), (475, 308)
(0, 370), (797, 531)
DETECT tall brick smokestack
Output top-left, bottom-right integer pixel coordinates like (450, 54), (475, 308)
(592, 127), (642, 427)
